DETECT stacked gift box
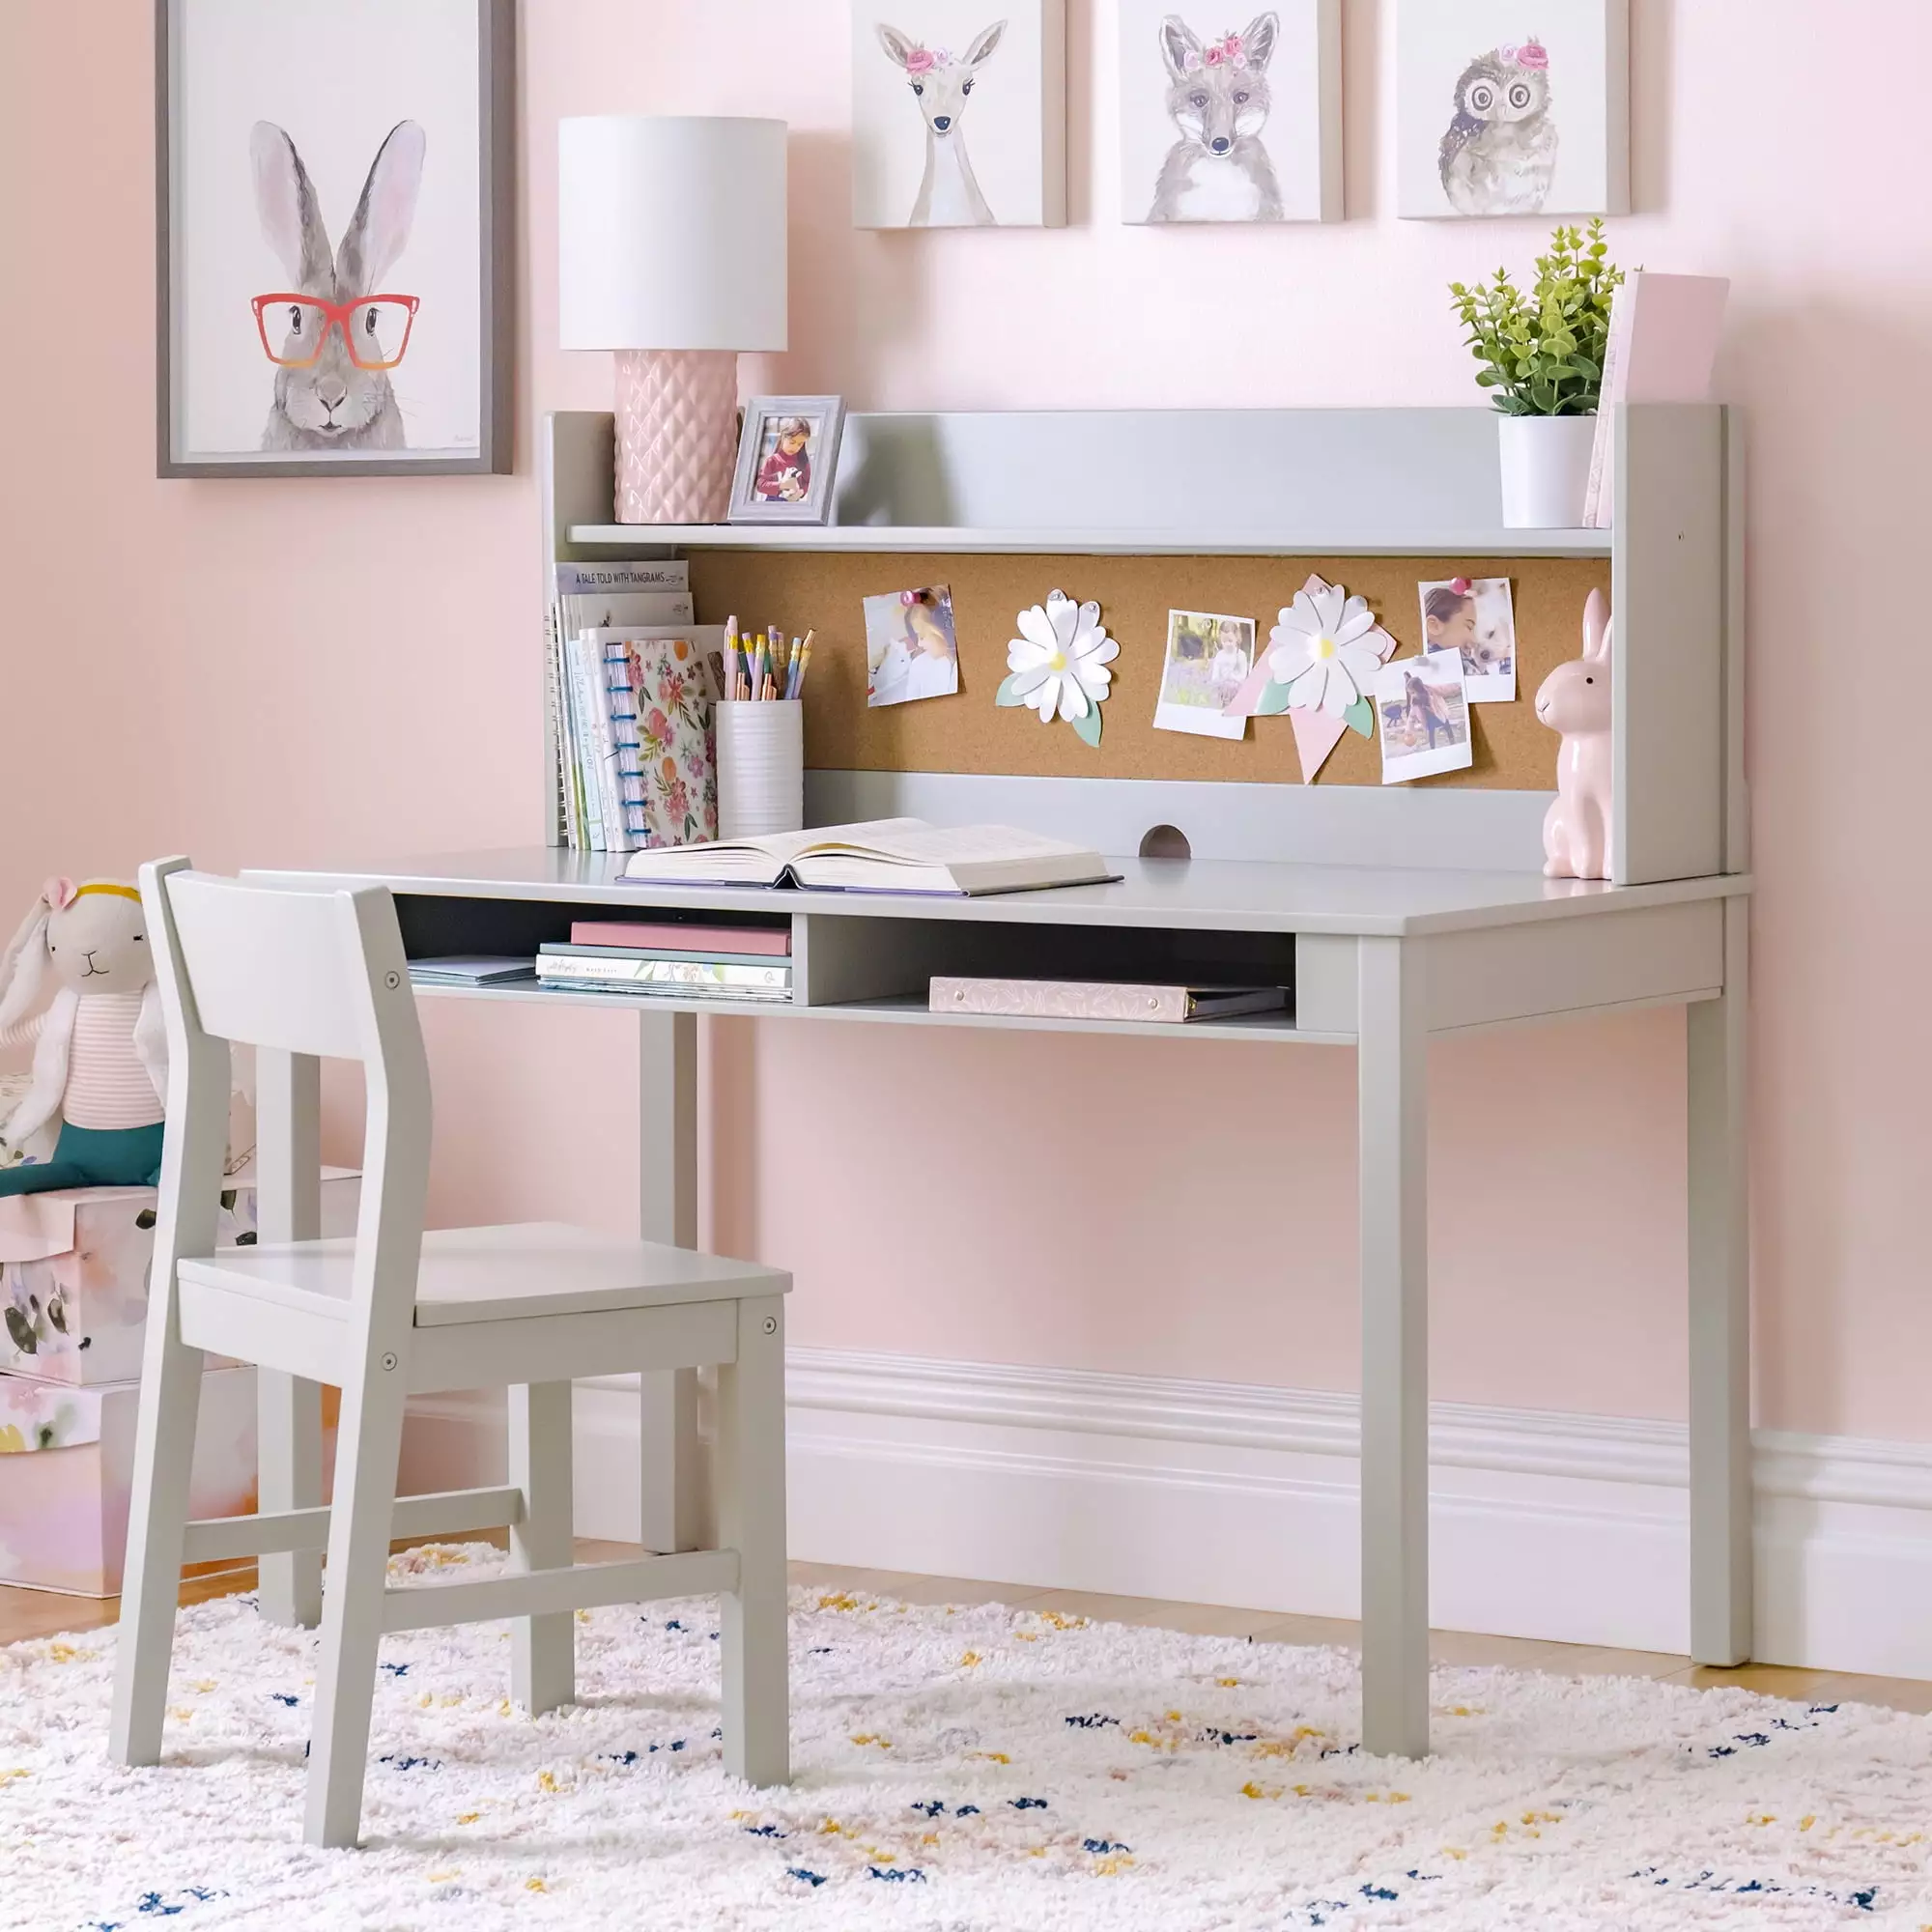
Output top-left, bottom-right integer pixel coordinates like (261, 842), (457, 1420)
(0, 1166), (359, 1595)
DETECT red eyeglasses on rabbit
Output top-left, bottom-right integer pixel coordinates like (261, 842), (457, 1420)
(252, 293), (420, 374)
(248, 117), (425, 451)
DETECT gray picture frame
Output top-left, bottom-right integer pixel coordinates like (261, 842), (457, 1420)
(726, 397), (848, 526)
(156, 0), (515, 479)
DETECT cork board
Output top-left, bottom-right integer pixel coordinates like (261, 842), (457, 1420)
(688, 552), (1612, 789)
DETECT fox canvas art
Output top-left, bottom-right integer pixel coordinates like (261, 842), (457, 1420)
(1118, 0), (1340, 224)
(1150, 14), (1283, 221)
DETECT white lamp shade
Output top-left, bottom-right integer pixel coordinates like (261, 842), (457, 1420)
(558, 116), (787, 354)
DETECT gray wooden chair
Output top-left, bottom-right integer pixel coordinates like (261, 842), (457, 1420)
(109, 858), (790, 1848)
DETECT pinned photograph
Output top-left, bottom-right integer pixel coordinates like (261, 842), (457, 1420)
(866, 584), (961, 706)
(1376, 652), (1475, 783)
(1155, 610), (1254, 739)
(1419, 576), (1517, 701)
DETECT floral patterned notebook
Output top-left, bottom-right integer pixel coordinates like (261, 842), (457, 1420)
(597, 632), (722, 850)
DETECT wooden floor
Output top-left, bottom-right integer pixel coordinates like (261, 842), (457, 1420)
(7, 1548), (1930, 1716)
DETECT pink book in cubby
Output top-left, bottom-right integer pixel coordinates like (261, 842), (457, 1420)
(568, 921), (791, 956)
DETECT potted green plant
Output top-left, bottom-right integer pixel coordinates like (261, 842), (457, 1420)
(1450, 219), (1624, 528)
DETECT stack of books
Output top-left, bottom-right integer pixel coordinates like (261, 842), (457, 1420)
(408, 957), (538, 988)
(547, 557), (728, 854)
(536, 920), (793, 1004)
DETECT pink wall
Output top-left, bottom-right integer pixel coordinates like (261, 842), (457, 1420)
(4, 2), (1925, 1440)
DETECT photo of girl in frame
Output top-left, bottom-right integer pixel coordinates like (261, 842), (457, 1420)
(728, 394), (846, 525)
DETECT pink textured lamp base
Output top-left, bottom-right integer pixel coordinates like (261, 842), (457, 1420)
(612, 348), (740, 524)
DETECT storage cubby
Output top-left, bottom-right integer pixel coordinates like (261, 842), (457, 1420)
(788, 909), (1319, 1039)
(394, 893), (794, 963)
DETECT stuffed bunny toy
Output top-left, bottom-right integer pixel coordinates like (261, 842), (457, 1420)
(250, 118), (425, 452)
(1536, 588), (1615, 881)
(0, 879), (167, 1194)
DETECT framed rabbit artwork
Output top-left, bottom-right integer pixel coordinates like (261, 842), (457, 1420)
(156, 0), (514, 477)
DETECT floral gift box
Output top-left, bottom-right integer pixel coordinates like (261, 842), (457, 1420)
(0, 1167), (360, 1387)
(0, 1364), (257, 1597)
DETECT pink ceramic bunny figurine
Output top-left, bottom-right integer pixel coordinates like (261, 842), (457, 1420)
(1535, 588), (1614, 880)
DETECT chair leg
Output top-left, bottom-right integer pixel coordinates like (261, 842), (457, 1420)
(303, 1356), (409, 1850)
(717, 1296), (789, 1787)
(509, 1380), (576, 1716)
(108, 1319), (207, 1766)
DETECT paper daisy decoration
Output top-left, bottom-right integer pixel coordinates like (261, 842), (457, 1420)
(1219, 574), (1400, 784)
(1224, 575), (1397, 740)
(1264, 582), (1386, 730)
(997, 589), (1119, 748)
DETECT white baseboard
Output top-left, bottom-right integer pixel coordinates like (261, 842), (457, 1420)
(402, 1349), (1932, 1681)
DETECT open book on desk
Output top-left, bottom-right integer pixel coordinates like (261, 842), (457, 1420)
(621, 818), (1119, 897)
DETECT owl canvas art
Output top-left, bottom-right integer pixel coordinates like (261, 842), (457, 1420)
(1395, 0), (1628, 220)
(1437, 40), (1557, 216)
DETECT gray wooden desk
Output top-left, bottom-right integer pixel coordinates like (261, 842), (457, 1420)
(242, 844), (1752, 1760)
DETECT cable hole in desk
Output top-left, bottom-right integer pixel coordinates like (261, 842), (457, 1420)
(1139, 825), (1191, 862)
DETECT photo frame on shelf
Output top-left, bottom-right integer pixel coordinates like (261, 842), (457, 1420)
(156, 0), (515, 477)
(727, 397), (847, 526)
(1394, 0), (1629, 221)
(1117, 0), (1343, 225)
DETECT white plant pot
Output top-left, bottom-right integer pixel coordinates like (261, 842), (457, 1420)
(1496, 413), (1598, 529)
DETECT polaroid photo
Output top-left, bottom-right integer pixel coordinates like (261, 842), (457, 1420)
(1375, 651), (1475, 783)
(1154, 609), (1254, 740)
(1418, 575), (1516, 702)
(727, 395), (846, 525)
(864, 584), (961, 707)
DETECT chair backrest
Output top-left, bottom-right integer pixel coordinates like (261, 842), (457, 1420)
(141, 858), (431, 1330)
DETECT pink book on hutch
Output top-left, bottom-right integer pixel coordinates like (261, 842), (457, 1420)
(1582, 272), (1731, 528)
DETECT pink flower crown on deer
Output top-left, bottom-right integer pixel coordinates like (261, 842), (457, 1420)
(901, 43), (953, 73)
(1499, 39), (1550, 69)
(1184, 31), (1249, 70)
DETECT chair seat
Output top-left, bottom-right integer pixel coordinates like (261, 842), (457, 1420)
(177, 1221), (789, 1328)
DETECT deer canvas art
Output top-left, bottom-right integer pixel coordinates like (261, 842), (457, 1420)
(1118, 0), (1341, 224)
(852, 1), (1065, 228)
(876, 20), (1008, 225)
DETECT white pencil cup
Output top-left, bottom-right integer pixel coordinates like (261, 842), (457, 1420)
(715, 699), (805, 840)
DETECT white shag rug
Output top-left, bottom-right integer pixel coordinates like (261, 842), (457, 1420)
(6, 1546), (1932, 1930)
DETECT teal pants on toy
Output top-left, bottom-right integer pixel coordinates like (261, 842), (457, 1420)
(0, 1122), (166, 1195)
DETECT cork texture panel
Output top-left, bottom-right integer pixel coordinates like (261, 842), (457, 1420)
(688, 551), (1612, 789)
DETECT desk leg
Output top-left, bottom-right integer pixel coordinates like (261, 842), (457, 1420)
(255, 1048), (325, 1628)
(1688, 897), (1752, 1665)
(1357, 938), (1430, 1759)
(639, 1009), (703, 1554)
